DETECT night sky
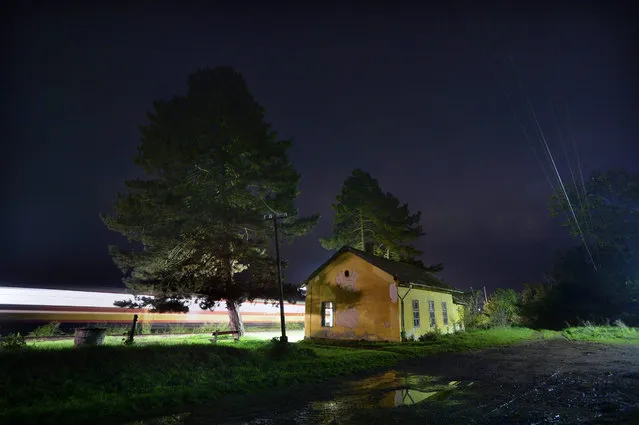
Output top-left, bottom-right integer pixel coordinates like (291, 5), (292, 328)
(2, 2), (637, 293)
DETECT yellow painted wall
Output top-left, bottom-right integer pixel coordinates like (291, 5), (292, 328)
(304, 252), (401, 342)
(397, 287), (462, 338)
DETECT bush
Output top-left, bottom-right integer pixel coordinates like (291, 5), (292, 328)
(484, 288), (520, 328)
(138, 321), (152, 335)
(285, 322), (305, 331)
(459, 290), (490, 330)
(28, 322), (64, 337)
(418, 332), (441, 342)
(1, 333), (27, 350)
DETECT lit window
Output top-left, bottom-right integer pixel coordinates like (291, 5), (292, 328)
(412, 299), (420, 327)
(428, 300), (436, 328)
(321, 301), (334, 327)
(442, 302), (448, 325)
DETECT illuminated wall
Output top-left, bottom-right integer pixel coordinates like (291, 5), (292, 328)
(397, 287), (461, 339)
(304, 252), (401, 342)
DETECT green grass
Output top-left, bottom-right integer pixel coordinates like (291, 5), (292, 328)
(21, 321), (305, 338)
(3, 326), (632, 425)
(562, 325), (639, 344)
(25, 333), (243, 350)
(537, 329), (561, 339)
(301, 327), (541, 357)
(1, 339), (399, 425)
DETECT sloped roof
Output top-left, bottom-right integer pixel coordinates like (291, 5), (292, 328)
(301, 246), (462, 294)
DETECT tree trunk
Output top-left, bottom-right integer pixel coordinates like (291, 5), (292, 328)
(226, 299), (245, 336)
(224, 252), (245, 336)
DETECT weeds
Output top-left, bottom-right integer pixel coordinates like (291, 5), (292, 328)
(1, 333), (27, 350)
(562, 324), (639, 344)
(28, 322), (63, 337)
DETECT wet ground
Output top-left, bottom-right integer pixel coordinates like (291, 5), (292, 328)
(132, 339), (639, 425)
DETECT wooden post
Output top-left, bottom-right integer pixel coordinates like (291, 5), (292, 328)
(124, 314), (138, 345)
(264, 212), (288, 344)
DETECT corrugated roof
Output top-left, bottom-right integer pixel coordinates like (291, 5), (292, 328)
(301, 246), (461, 294)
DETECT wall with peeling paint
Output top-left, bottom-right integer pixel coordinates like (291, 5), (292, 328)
(304, 252), (401, 342)
(398, 287), (462, 338)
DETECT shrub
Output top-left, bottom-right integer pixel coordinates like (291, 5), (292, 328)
(459, 290), (490, 330)
(28, 321), (64, 337)
(138, 321), (152, 335)
(285, 322), (305, 331)
(418, 333), (440, 342)
(2, 333), (27, 350)
(484, 288), (520, 328)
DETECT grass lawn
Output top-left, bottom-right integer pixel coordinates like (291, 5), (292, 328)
(24, 333), (241, 350)
(0, 327), (633, 425)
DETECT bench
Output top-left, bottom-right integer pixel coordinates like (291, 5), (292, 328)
(210, 330), (241, 344)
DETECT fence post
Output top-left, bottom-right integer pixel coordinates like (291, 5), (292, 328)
(124, 314), (139, 345)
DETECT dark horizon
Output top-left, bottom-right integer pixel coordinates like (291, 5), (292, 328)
(2, 1), (637, 294)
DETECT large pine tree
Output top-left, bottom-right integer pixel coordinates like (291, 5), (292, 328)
(321, 169), (440, 270)
(101, 67), (318, 334)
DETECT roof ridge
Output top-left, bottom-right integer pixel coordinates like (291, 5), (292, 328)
(302, 245), (460, 293)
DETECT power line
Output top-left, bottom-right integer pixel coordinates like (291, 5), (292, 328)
(508, 55), (597, 271)
(483, 50), (560, 195)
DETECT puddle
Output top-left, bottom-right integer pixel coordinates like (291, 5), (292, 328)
(128, 370), (473, 425)
(205, 371), (472, 424)
(279, 371), (473, 424)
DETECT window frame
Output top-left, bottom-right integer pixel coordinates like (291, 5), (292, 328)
(321, 301), (335, 327)
(412, 299), (420, 327)
(428, 300), (436, 328)
(442, 301), (448, 326)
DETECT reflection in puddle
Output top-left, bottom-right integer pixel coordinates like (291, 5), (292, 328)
(348, 371), (473, 408)
(235, 371), (473, 424)
(131, 371), (474, 425)
(302, 371), (473, 422)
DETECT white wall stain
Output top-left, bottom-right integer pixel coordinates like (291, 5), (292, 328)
(336, 306), (359, 329)
(335, 269), (358, 290)
(389, 283), (398, 303)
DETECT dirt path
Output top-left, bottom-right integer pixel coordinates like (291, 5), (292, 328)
(394, 339), (639, 424)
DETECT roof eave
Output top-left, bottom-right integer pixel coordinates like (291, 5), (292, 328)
(397, 281), (464, 294)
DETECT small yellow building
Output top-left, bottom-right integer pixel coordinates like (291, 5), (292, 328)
(302, 246), (464, 342)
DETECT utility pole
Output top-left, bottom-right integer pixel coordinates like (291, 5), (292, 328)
(265, 212), (288, 344)
(483, 285), (488, 303)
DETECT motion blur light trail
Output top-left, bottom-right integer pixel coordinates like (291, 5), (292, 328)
(0, 286), (304, 335)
